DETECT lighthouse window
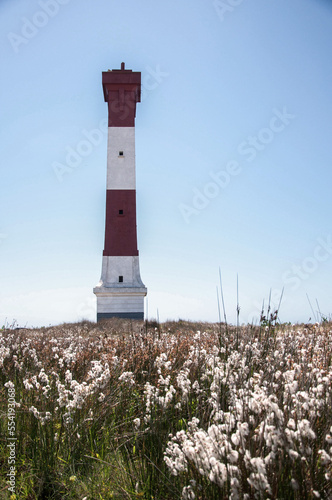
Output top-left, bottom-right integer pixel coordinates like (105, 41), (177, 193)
(118, 151), (124, 156)
(119, 276), (123, 283)
(119, 209), (123, 215)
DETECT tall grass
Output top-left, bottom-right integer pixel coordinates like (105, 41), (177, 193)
(0, 319), (332, 499)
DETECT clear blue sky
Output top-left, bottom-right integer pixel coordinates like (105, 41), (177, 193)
(1, 0), (332, 327)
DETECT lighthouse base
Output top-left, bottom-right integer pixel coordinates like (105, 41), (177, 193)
(97, 311), (144, 320)
(93, 285), (147, 322)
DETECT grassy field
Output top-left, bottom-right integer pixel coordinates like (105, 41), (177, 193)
(1, 319), (332, 499)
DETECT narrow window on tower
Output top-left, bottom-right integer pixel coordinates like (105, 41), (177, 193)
(118, 151), (124, 157)
(119, 209), (123, 215)
(119, 276), (123, 283)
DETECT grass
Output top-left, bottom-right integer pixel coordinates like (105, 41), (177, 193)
(0, 319), (332, 499)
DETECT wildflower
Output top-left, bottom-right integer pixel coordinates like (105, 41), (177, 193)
(176, 369), (191, 401)
(228, 449), (239, 464)
(231, 433), (240, 446)
(247, 457), (271, 495)
(291, 478), (299, 490)
(29, 406), (40, 418)
(287, 418), (296, 430)
(318, 449), (331, 465)
(192, 380), (200, 392)
(119, 371), (135, 386)
(182, 484), (195, 500)
(38, 368), (49, 384)
(158, 374), (171, 386)
(288, 449), (299, 460)
(133, 418), (141, 429)
(156, 352), (171, 373)
(112, 355), (119, 367)
(325, 434), (332, 444)
(0, 346), (10, 367)
(63, 412), (73, 424)
(30, 376), (40, 389)
(65, 369), (72, 384)
(23, 379), (33, 390)
(69, 475), (77, 482)
(298, 419), (316, 439)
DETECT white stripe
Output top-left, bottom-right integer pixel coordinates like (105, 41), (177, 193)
(106, 127), (136, 190)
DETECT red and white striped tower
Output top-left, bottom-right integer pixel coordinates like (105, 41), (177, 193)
(93, 63), (147, 321)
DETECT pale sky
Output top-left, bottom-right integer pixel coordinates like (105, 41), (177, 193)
(1, 0), (332, 327)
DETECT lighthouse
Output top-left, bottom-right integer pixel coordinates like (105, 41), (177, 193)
(93, 63), (147, 321)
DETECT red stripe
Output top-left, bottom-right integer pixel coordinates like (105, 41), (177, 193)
(103, 190), (139, 256)
(106, 90), (138, 127)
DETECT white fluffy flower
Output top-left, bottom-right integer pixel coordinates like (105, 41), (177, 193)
(288, 449), (299, 460)
(318, 449), (331, 465)
(133, 418), (141, 429)
(119, 371), (135, 386)
(23, 379), (33, 390)
(182, 484), (195, 499)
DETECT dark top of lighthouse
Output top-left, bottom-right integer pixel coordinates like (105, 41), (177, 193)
(102, 62), (141, 127)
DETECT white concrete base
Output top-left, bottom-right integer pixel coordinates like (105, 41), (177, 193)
(93, 256), (147, 320)
(94, 286), (147, 312)
(93, 285), (147, 320)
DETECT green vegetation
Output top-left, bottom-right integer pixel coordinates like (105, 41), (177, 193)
(0, 319), (331, 499)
